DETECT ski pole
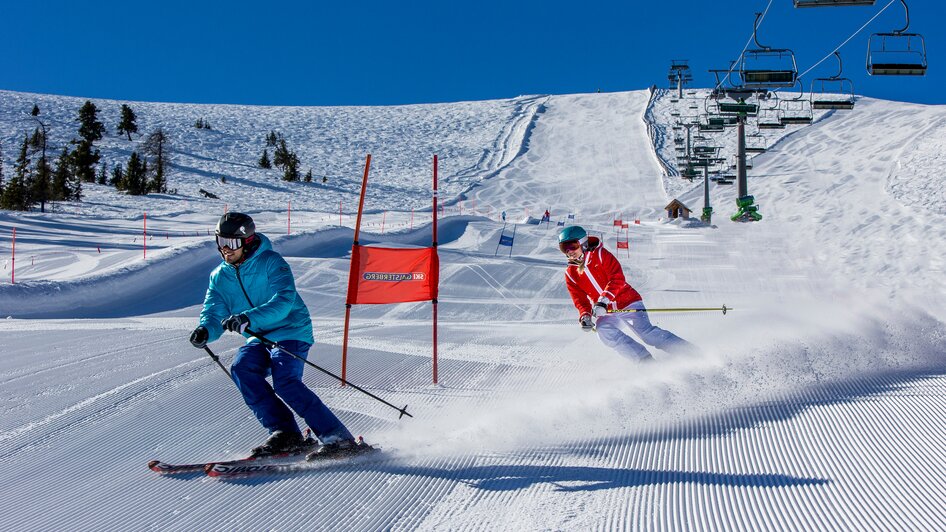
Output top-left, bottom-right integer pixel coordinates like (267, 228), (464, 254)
(608, 305), (731, 315)
(203, 345), (233, 380)
(245, 329), (413, 419)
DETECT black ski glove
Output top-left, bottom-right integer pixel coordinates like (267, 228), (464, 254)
(580, 315), (594, 332)
(222, 314), (250, 334)
(189, 326), (209, 348)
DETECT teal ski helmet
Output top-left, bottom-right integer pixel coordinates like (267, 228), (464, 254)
(558, 225), (588, 253)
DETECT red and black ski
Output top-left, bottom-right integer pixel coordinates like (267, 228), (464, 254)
(206, 438), (380, 478)
(149, 431), (319, 475)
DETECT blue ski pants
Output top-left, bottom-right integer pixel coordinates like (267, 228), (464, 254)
(230, 340), (352, 440)
(594, 301), (694, 361)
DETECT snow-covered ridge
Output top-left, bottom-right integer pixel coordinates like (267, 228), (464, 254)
(0, 90), (542, 217)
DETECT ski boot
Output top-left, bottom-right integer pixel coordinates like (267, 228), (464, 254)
(250, 429), (313, 457)
(306, 435), (373, 461)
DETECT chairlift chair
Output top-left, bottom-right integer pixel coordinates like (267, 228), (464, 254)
(740, 13), (799, 89)
(811, 52), (856, 109)
(756, 92), (785, 128)
(758, 108), (785, 129)
(794, 0), (876, 6)
(745, 133), (767, 153)
(867, 0), (927, 76)
(779, 80), (814, 125)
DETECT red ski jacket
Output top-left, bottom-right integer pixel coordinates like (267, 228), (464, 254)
(564, 237), (642, 320)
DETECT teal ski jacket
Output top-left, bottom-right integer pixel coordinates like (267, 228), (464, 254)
(199, 233), (314, 345)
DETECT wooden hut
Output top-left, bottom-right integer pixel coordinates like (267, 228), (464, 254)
(665, 199), (692, 220)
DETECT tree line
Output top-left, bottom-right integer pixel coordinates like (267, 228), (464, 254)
(0, 101), (170, 211)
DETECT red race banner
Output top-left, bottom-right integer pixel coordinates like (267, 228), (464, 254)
(346, 245), (439, 304)
(616, 241), (629, 249)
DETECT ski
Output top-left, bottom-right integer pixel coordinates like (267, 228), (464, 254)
(149, 431), (319, 475)
(206, 439), (380, 478)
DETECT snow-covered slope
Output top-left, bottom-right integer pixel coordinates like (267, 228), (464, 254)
(1, 88), (945, 531)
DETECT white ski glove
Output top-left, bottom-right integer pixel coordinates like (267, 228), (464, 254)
(592, 297), (610, 318)
(579, 314), (594, 331)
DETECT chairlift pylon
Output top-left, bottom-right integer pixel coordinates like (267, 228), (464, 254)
(867, 0), (927, 76)
(811, 52), (856, 109)
(740, 13), (799, 89)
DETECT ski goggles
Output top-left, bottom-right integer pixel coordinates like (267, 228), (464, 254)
(216, 235), (244, 249)
(559, 240), (582, 253)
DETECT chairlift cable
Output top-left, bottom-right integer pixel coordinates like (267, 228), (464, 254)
(796, 0), (897, 80)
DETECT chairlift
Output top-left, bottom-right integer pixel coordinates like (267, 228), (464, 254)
(756, 93), (785, 128)
(779, 81), (814, 125)
(740, 13), (799, 89)
(794, 0), (876, 6)
(698, 114), (725, 132)
(811, 52), (856, 109)
(745, 133), (767, 153)
(867, 0), (927, 76)
(757, 108), (786, 129)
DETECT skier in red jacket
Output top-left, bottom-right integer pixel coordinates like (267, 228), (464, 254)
(558, 225), (694, 361)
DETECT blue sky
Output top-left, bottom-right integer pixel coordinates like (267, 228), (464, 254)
(0, 0), (941, 106)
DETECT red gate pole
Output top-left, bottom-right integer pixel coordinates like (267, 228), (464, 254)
(432, 155), (439, 385)
(342, 154), (372, 385)
(11, 227), (15, 284)
(143, 212), (147, 260)
(288, 200), (291, 235)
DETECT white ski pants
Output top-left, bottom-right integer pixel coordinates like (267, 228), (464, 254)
(594, 301), (691, 361)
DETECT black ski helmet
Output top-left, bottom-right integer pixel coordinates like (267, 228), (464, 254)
(215, 212), (259, 255)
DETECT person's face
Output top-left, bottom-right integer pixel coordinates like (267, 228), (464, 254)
(221, 244), (245, 264)
(562, 240), (584, 261)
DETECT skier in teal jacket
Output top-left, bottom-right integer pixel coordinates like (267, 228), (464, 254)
(189, 212), (355, 457)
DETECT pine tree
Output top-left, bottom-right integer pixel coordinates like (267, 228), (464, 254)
(142, 128), (169, 193)
(123, 151), (148, 195)
(304, 169), (312, 182)
(117, 104), (138, 141)
(0, 174), (25, 210)
(111, 164), (125, 189)
(71, 140), (100, 183)
(273, 138), (290, 168)
(259, 149), (271, 168)
(97, 162), (108, 185)
(282, 151), (300, 182)
(31, 152), (52, 213)
(2, 137), (31, 210)
(50, 147), (72, 201)
(77, 100), (105, 143)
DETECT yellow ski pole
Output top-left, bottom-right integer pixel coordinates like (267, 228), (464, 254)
(608, 305), (731, 315)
